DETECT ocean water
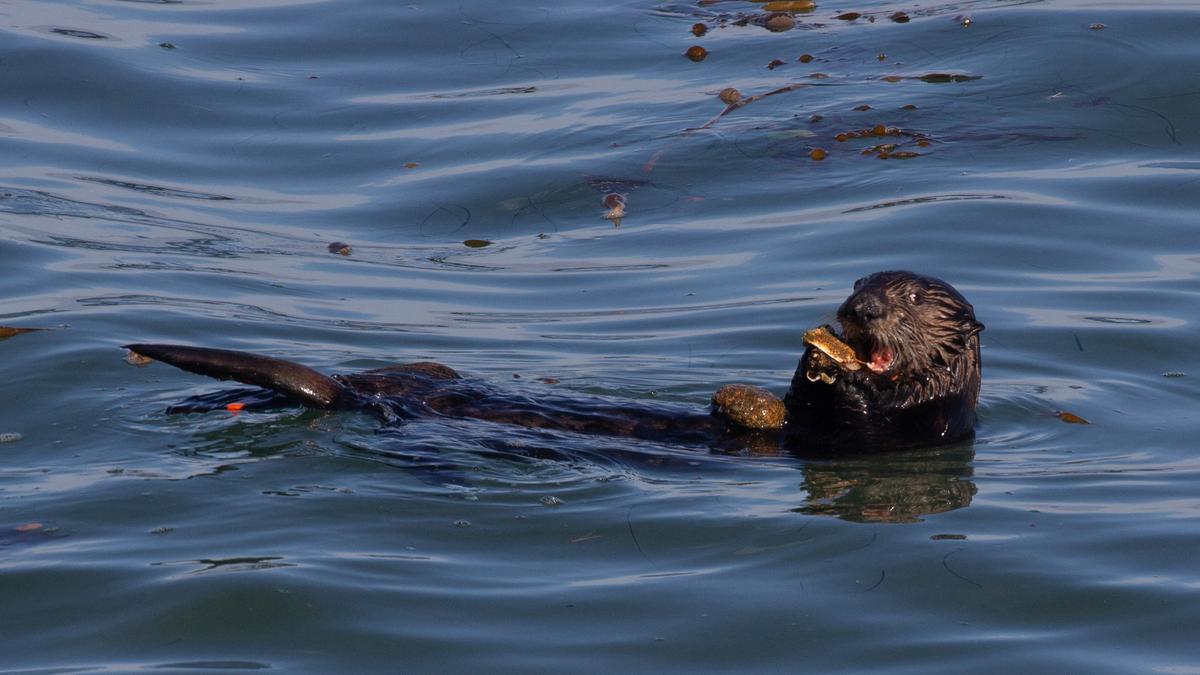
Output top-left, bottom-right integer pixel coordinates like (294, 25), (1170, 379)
(2, 0), (1199, 671)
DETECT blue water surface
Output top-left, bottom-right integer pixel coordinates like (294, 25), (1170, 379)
(2, 0), (1199, 671)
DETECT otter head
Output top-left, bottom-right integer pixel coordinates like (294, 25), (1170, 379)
(836, 271), (983, 382)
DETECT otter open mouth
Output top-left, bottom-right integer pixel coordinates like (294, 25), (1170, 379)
(836, 327), (895, 375)
(867, 346), (894, 374)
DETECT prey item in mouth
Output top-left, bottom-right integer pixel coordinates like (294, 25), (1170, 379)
(802, 325), (862, 371)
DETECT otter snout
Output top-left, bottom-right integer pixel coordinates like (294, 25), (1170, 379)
(839, 292), (886, 323)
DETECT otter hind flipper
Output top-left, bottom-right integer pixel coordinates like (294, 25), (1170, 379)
(124, 343), (348, 409)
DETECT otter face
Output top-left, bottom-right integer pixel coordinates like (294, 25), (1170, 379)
(837, 271), (983, 379)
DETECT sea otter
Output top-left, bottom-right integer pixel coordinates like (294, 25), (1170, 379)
(125, 271), (982, 454)
(784, 270), (983, 451)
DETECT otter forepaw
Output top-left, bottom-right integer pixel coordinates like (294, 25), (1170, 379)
(804, 351), (842, 385)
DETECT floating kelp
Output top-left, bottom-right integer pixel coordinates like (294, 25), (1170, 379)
(718, 87), (743, 103)
(648, 0), (996, 174)
(0, 520), (59, 548)
(826, 123), (936, 159)
(757, 115), (942, 165)
(760, 1), (816, 11)
(1055, 411), (1091, 425)
(878, 74), (981, 84)
(601, 193), (627, 223)
(0, 327), (42, 341)
(645, 81), (812, 171)
(701, 82), (810, 128)
(918, 73), (982, 83)
(764, 13), (795, 31)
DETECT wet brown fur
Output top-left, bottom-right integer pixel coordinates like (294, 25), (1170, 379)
(841, 271), (982, 407)
(784, 271), (983, 451)
(128, 271), (982, 454)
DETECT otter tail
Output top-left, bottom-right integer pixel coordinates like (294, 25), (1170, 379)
(124, 343), (348, 409)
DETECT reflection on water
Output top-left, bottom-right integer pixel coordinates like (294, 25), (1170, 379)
(147, 385), (979, 525)
(796, 445), (977, 523)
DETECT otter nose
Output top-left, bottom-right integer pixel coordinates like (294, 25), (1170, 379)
(851, 294), (885, 321)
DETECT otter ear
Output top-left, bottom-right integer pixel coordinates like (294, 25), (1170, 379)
(966, 319), (984, 338)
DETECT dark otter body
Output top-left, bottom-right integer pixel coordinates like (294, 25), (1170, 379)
(129, 346), (731, 447)
(126, 271), (982, 454)
(785, 271), (983, 451)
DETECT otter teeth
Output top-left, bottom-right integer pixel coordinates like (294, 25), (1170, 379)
(868, 346), (895, 374)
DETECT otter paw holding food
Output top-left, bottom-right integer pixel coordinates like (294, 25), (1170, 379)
(802, 325), (861, 371)
(801, 325), (861, 384)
